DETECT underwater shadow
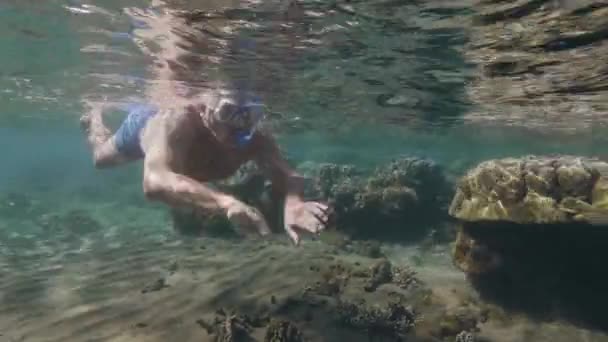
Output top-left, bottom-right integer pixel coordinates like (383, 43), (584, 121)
(463, 222), (608, 333)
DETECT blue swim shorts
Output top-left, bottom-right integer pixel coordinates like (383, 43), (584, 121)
(114, 103), (158, 158)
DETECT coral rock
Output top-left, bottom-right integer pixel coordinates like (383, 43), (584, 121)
(209, 311), (256, 342)
(309, 157), (452, 238)
(456, 330), (476, 342)
(336, 301), (415, 339)
(364, 259), (393, 292)
(264, 320), (304, 342)
(449, 155), (608, 225)
(452, 228), (501, 274)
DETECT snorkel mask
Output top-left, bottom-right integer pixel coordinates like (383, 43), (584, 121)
(213, 96), (266, 147)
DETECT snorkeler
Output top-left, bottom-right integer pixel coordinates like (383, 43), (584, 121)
(80, 89), (330, 245)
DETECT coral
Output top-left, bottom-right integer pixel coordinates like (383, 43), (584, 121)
(391, 265), (418, 290)
(449, 156), (608, 331)
(264, 319), (304, 342)
(306, 258), (420, 303)
(305, 262), (352, 296)
(309, 163), (360, 199)
(309, 156), (452, 239)
(215, 314), (253, 342)
(336, 301), (415, 339)
(197, 310), (303, 342)
(449, 155), (608, 225)
(436, 306), (480, 339)
(455, 331), (475, 342)
(277, 256), (491, 342)
(199, 309), (265, 342)
(452, 227), (501, 274)
(364, 259), (392, 292)
(368, 157), (451, 206)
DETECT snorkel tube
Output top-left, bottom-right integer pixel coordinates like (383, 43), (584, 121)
(234, 96), (265, 147)
(230, 34), (266, 148)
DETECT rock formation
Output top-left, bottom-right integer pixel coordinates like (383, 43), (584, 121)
(449, 155), (608, 225)
(449, 154), (608, 331)
(303, 156), (453, 240)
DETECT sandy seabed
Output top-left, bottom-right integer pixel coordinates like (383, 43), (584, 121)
(0, 208), (607, 342)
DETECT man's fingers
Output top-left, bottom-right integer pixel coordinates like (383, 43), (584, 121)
(307, 203), (324, 215)
(284, 201), (333, 244)
(304, 203), (330, 226)
(242, 206), (271, 236)
(313, 210), (330, 225)
(295, 219), (323, 234)
(285, 225), (300, 245)
(311, 202), (333, 224)
(312, 202), (330, 213)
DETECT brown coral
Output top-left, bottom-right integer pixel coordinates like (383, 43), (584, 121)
(264, 320), (304, 342)
(449, 155), (608, 225)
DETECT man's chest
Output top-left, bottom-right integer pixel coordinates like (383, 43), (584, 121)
(182, 139), (254, 182)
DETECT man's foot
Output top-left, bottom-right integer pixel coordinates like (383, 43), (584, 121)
(80, 114), (92, 133)
(80, 97), (107, 132)
(80, 99), (106, 134)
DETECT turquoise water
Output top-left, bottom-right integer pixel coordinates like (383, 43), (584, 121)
(2, 0), (608, 341)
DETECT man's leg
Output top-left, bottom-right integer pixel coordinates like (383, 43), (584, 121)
(80, 103), (131, 168)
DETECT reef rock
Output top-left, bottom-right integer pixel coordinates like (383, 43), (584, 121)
(452, 229), (501, 275)
(364, 259), (393, 292)
(455, 330), (476, 342)
(449, 155), (608, 225)
(199, 309), (264, 342)
(264, 319), (304, 342)
(306, 156), (452, 239)
(449, 155), (608, 331)
(291, 256), (486, 341)
(463, 0), (608, 132)
(335, 301), (415, 339)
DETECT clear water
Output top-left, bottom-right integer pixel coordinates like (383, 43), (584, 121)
(1, 0), (608, 341)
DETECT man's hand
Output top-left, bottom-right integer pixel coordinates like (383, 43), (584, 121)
(283, 198), (330, 245)
(224, 198), (272, 237)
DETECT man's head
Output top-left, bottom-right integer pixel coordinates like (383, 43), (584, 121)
(206, 93), (266, 147)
